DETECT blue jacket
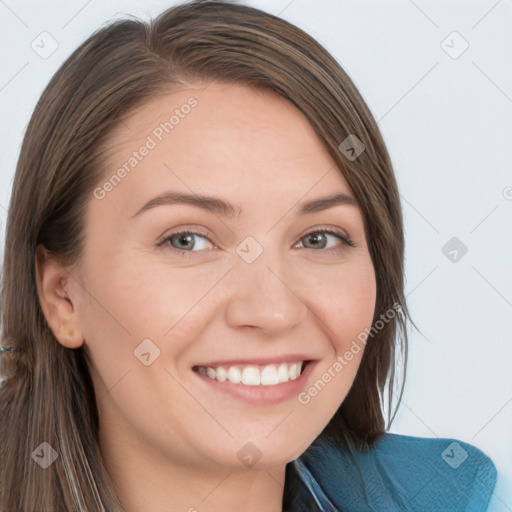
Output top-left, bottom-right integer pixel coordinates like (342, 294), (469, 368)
(295, 433), (497, 511)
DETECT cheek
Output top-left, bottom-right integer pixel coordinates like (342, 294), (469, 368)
(295, 266), (375, 429)
(294, 256), (375, 399)
(320, 258), (377, 351)
(74, 252), (232, 372)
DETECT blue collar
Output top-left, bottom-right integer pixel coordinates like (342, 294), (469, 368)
(295, 433), (497, 511)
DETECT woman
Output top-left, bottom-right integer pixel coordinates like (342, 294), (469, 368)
(0, 1), (497, 510)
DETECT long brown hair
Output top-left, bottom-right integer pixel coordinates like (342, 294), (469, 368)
(0, 1), (409, 510)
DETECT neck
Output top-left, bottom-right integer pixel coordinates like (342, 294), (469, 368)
(99, 427), (286, 512)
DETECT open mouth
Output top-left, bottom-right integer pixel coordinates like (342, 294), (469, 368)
(192, 361), (309, 386)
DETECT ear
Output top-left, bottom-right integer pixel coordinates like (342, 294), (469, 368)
(35, 244), (84, 349)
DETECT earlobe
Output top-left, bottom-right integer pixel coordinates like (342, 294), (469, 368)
(35, 245), (84, 349)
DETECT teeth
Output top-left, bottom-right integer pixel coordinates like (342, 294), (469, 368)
(197, 362), (305, 386)
(289, 362), (301, 380)
(227, 366), (241, 384)
(277, 363), (289, 383)
(216, 366), (227, 382)
(241, 366), (260, 385)
(260, 365), (279, 386)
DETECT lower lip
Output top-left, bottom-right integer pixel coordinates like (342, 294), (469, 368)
(193, 361), (316, 405)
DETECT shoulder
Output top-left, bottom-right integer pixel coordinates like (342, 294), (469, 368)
(298, 433), (497, 511)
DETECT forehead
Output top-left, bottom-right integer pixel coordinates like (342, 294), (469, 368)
(97, 82), (355, 215)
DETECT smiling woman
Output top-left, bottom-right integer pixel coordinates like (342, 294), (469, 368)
(0, 1), (497, 512)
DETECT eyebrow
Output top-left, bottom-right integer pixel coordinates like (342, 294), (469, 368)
(131, 190), (358, 219)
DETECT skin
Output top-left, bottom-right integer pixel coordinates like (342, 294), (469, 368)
(36, 82), (377, 512)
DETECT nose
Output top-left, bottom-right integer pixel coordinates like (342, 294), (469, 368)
(224, 246), (309, 336)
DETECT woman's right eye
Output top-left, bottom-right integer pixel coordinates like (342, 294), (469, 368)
(159, 230), (215, 256)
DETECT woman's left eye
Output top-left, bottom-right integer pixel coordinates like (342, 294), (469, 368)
(158, 228), (355, 257)
(296, 229), (355, 251)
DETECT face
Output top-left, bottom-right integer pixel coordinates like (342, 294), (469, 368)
(60, 83), (376, 471)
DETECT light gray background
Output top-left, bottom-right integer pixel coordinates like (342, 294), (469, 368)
(1, 0), (511, 509)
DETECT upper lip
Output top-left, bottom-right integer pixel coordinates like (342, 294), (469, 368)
(194, 355), (315, 367)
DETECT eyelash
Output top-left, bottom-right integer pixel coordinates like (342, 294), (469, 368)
(157, 228), (355, 258)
